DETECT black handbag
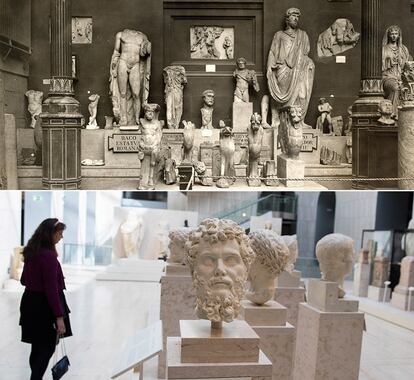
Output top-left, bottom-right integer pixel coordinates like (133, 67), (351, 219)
(51, 335), (70, 380)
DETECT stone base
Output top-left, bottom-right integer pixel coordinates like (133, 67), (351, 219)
(277, 155), (305, 187)
(159, 275), (197, 378)
(240, 300), (295, 380)
(167, 337), (272, 379)
(240, 300), (287, 327)
(247, 177), (262, 187)
(275, 270), (301, 288)
(353, 263), (370, 297)
(307, 279), (358, 312)
(293, 303), (365, 380)
(180, 320), (260, 363)
(368, 285), (390, 302)
(274, 287), (306, 326)
(391, 290), (414, 311)
(232, 102), (253, 132)
(165, 263), (191, 276)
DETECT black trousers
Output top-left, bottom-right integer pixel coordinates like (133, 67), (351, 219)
(29, 336), (56, 380)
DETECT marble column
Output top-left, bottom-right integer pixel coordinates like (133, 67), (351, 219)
(41, 0), (83, 189)
(351, 0), (385, 187)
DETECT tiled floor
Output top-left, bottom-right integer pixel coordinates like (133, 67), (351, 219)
(1, 268), (414, 380)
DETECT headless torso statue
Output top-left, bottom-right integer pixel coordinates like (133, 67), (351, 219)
(110, 29), (151, 126)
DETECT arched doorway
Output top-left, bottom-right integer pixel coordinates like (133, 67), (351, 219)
(314, 192), (336, 253)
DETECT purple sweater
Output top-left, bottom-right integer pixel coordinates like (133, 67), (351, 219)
(21, 249), (66, 317)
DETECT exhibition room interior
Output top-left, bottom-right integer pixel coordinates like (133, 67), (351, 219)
(0, 190), (414, 380)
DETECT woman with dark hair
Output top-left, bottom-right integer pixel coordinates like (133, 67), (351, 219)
(19, 218), (72, 380)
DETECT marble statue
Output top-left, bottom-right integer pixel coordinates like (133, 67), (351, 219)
(223, 36), (234, 59)
(110, 29), (151, 126)
(164, 158), (177, 185)
(217, 121), (235, 189)
(137, 103), (163, 190)
(265, 7), (315, 128)
(247, 230), (290, 305)
(186, 218), (255, 323)
(401, 61), (414, 100)
(316, 98), (333, 134)
(233, 58), (260, 103)
(201, 90), (215, 129)
(316, 233), (354, 298)
(282, 234), (298, 273)
(279, 105), (303, 159)
(168, 227), (193, 264)
(317, 18), (360, 58)
(156, 222), (170, 260)
(377, 99), (396, 126)
(86, 94), (100, 129)
(25, 90), (43, 129)
(120, 211), (144, 258)
(382, 25), (412, 119)
(247, 113), (264, 187)
(182, 120), (195, 163)
(163, 65), (187, 129)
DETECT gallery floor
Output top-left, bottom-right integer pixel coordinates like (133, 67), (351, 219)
(1, 265), (414, 380)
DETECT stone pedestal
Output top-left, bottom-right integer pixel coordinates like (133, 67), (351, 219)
(233, 102), (253, 132)
(368, 285), (390, 302)
(277, 155), (304, 187)
(274, 271), (305, 326)
(371, 256), (390, 287)
(240, 300), (295, 380)
(4, 114), (18, 189)
(391, 256), (414, 311)
(293, 280), (364, 380)
(398, 101), (414, 189)
(159, 274), (197, 378)
(353, 262), (370, 297)
(263, 160), (277, 186)
(167, 320), (272, 379)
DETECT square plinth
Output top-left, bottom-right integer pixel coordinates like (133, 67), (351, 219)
(180, 320), (260, 363)
(275, 270), (302, 288)
(293, 303), (365, 380)
(167, 337), (272, 379)
(166, 263), (191, 277)
(391, 290), (414, 311)
(274, 287), (306, 326)
(368, 285), (390, 302)
(277, 155), (305, 187)
(232, 102), (253, 132)
(240, 300), (287, 327)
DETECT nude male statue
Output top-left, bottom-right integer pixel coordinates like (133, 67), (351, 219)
(110, 29), (151, 126)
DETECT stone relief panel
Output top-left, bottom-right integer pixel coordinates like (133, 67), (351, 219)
(190, 26), (234, 60)
(72, 17), (92, 44)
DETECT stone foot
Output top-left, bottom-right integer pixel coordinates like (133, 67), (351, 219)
(216, 177), (230, 188)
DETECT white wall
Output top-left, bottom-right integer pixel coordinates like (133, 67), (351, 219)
(0, 192), (22, 284)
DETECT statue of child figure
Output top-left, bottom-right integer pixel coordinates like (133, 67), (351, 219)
(316, 97), (333, 135)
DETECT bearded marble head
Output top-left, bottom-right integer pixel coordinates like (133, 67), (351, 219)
(168, 227), (193, 264)
(316, 233), (354, 298)
(247, 230), (290, 305)
(187, 218), (254, 323)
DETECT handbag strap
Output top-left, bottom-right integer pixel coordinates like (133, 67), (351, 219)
(53, 333), (67, 365)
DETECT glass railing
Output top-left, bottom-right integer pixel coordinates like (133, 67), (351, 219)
(62, 243), (112, 266)
(295, 257), (322, 279)
(213, 194), (297, 225)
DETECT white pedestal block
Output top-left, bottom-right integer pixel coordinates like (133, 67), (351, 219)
(353, 263), (370, 297)
(293, 280), (364, 380)
(241, 300), (295, 380)
(277, 155), (305, 187)
(368, 285), (390, 302)
(180, 320), (260, 363)
(232, 102), (253, 132)
(167, 337), (272, 379)
(391, 290), (414, 311)
(274, 286), (305, 326)
(159, 275), (197, 378)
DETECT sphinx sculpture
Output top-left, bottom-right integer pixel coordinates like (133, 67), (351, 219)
(186, 218), (255, 323)
(279, 105), (303, 159)
(247, 230), (290, 305)
(217, 122), (235, 189)
(264, 7), (314, 128)
(316, 233), (354, 298)
(168, 227), (193, 264)
(247, 113), (264, 187)
(182, 120), (195, 163)
(163, 65), (187, 129)
(110, 29), (151, 126)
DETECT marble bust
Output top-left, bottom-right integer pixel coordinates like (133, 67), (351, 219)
(247, 230), (290, 305)
(168, 227), (193, 264)
(282, 234), (298, 273)
(200, 89), (215, 129)
(186, 218), (255, 323)
(316, 233), (354, 298)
